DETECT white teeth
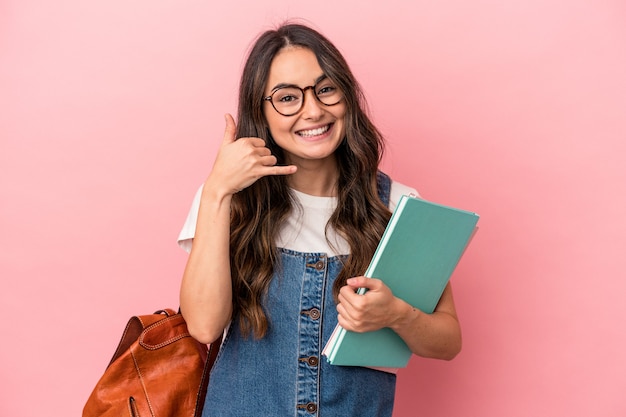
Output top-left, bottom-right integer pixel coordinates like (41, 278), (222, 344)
(297, 125), (330, 138)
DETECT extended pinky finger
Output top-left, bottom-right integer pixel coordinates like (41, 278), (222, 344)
(266, 164), (297, 176)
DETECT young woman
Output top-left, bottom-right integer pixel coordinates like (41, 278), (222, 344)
(178, 23), (462, 417)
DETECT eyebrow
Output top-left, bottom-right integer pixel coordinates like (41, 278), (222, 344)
(269, 74), (328, 93)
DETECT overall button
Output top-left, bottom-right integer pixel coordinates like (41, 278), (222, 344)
(314, 260), (324, 270)
(297, 402), (317, 413)
(307, 356), (319, 366)
(301, 308), (321, 320)
(309, 308), (320, 320)
(299, 356), (319, 367)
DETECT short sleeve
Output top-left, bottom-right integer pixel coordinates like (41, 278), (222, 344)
(177, 185), (204, 253)
(389, 180), (419, 211)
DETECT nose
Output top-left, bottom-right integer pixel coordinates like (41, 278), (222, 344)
(300, 87), (324, 119)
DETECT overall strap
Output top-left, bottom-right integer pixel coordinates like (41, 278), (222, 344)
(376, 171), (392, 207)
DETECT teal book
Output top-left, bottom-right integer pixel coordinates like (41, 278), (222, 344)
(322, 194), (479, 370)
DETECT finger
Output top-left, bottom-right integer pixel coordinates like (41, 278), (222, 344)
(336, 304), (349, 323)
(337, 300), (366, 332)
(246, 137), (271, 149)
(337, 300), (355, 323)
(222, 113), (237, 145)
(346, 276), (380, 290)
(255, 146), (273, 157)
(258, 154), (278, 166)
(262, 164), (298, 176)
(338, 287), (362, 310)
(336, 312), (353, 332)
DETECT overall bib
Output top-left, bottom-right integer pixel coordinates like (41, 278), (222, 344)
(204, 173), (396, 417)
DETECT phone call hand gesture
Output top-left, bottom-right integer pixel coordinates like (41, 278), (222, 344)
(207, 114), (297, 196)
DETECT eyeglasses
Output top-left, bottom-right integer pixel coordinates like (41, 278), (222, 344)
(263, 77), (343, 116)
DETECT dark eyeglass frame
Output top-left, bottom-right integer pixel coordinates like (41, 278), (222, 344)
(263, 77), (343, 117)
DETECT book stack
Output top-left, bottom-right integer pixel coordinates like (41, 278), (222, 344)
(322, 195), (479, 372)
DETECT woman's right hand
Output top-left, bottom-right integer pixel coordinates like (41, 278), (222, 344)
(206, 114), (297, 196)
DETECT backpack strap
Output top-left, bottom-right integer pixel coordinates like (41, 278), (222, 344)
(376, 171), (391, 207)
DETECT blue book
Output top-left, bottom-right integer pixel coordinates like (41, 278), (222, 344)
(322, 195), (479, 371)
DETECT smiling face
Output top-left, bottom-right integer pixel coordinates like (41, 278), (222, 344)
(263, 47), (347, 168)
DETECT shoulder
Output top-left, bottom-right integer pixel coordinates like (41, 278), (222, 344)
(389, 179), (420, 212)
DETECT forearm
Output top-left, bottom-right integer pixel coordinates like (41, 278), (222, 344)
(389, 284), (462, 360)
(180, 183), (234, 344)
(179, 114), (299, 343)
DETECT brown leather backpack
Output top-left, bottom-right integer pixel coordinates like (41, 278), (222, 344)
(83, 309), (221, 417)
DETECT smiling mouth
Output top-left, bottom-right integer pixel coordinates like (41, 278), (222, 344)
(296, 124), (331, 138)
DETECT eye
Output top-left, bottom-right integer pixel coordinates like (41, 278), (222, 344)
(273, 88), (302, 104)
(278, 94), (298, 103)
(317, 84), (336, 96)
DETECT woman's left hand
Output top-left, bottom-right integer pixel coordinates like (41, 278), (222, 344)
(337, 278), (463, 360)
(336, 276), (403, 333)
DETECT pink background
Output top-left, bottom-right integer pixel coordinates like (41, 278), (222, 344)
(2, 1), (625, 416)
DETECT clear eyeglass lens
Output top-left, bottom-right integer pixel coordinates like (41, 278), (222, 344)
(271, 82), (342, 115)
(273, 88), (303, 114)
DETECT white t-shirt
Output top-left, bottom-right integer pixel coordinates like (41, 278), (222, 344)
(177, 180), (418, 256)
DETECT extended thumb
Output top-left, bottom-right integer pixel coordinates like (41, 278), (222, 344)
(222, 113), (237, 143)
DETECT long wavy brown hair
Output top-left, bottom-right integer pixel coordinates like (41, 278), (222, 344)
(231, 23), (391, 339)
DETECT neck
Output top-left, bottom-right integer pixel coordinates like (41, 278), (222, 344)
(287, 159), (339, 197)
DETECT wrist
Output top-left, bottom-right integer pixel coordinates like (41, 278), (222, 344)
(201, 177), (235, 204)
(389, 298), (420, 333)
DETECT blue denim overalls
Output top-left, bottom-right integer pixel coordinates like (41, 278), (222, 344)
(204, 173), (396, 417)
